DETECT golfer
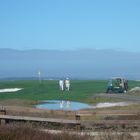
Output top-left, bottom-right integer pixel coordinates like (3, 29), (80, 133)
(59, 80), (64, 91)
(65, 78), (70, 91)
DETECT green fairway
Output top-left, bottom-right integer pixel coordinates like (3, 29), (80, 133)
(0, 80), (140, 103)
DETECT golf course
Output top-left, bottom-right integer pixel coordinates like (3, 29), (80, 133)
(0, 79), (140, 103)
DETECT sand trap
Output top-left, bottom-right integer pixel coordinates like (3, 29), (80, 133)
(0, 88), (23, 93)
(95, 102), (130, 108)
(129, 87), (140, 93)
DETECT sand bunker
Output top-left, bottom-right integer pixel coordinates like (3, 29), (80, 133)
(129, 87), (140, 94)
(95, 102), (130, 108)
(0, 88), (23, 93)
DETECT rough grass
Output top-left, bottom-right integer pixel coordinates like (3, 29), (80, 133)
(0, 124), (138, 140)
(0, 124), (90, 140)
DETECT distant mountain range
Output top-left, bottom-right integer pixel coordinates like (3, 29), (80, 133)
(0, 48), (140, 80)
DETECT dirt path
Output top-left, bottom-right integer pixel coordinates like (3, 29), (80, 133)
(95, 93), (140, 102)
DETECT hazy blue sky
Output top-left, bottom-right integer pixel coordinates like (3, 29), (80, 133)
(0, 0), (140, 51)
(0, 49), (140, 79)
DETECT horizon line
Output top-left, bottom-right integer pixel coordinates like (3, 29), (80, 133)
(0, 47), (138, 53)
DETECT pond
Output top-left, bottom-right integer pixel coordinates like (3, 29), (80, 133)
(36, 100), (130, 111)
(36, 100), (92, 111)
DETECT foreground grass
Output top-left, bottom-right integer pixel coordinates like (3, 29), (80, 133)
(0, 80), (139, 103)
(0, 124), (137, 140)
(0, 124), (89, 140)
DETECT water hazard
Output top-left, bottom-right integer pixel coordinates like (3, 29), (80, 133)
(36, 100), (130, 111)
(36, 100), (92, 111)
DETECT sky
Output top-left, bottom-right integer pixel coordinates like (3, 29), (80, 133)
(0, 0), (140, 52)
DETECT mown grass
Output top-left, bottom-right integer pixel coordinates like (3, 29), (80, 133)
(0, 80), (140, 103)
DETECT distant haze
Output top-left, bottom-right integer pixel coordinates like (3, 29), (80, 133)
(0, 48), (139, 80)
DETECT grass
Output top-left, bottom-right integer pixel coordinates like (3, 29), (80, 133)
(0, 124), (89, 140)
(0, 80), (140, 104)
(0, 80), (140, 140)
(0, 124), (138, 140)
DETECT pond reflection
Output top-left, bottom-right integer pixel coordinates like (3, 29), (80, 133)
(36, 100), (92, 111)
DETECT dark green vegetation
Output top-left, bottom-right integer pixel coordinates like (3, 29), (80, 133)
(0, 80), (140, 103)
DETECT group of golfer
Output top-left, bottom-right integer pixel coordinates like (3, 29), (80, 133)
(59, 78), (70, 91)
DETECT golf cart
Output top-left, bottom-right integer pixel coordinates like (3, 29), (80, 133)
(106, 77), (128, 93)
